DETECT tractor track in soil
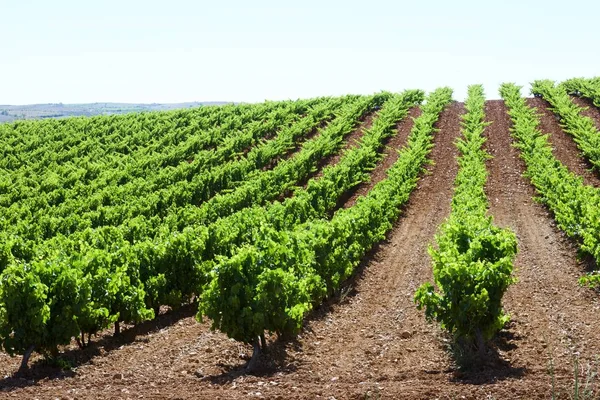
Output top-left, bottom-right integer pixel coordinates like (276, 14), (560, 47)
(2, 101), (600, 399)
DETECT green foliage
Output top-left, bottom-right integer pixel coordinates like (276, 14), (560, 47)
(203, 90), (426, 259)
(190, 93), (390, 225)
(0, 264), (50, 356)
(0, 94), (386, 367)
(580, 272), (600, 288)
(0, 97), (329, 243)
(8, 77), (599, 370)
(414, 85), (517, 343)
(561, 77), (600, 108)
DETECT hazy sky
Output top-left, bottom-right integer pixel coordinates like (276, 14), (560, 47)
(1, 0), (597, 104)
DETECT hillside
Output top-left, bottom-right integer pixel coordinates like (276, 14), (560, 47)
(0, 101), (230, 122)
(0, 78), (599, 399)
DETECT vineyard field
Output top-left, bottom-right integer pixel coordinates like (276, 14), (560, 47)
(1, 79), (600, 399)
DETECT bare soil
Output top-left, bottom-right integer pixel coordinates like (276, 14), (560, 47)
(1, 100), (600, 399)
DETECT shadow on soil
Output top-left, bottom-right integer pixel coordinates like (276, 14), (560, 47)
(0, 303), (197, 392)
(203, 338), (301, 384)
(579, 252), (599, 275)
(449, 323), (527, 385)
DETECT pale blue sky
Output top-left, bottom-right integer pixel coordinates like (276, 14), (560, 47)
(1, 0), (597, 104)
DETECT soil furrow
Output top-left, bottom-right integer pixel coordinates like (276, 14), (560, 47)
(526, 98), (600, 187)
(482, 99), (600, 396)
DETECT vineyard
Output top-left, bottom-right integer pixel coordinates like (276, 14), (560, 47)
(1, 77), (600, 399)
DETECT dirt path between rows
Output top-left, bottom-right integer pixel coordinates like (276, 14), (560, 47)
(526, 98), (600, 187)
(481, 100), (600, 398)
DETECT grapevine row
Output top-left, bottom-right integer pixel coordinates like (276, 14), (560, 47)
(0, 99), (324, 239)
(0, 97), (348, 266)
(116, 90), (422, 313)
(0, 100), (287, 203)
(414, 85), (517, 347)
(561, 77), (600, 108)
(201, 89), (425, 262)
(500, 83), (600, 288)
(531, 80), (600, 170)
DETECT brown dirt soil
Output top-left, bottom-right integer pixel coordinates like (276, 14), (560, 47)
(571, 96), (600, 131)
(526, 97), (600, 187)
(2, 101), (600, 399)
(338, 107), (421, 210)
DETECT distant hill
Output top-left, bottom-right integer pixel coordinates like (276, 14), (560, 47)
(0, 101), (232, 122)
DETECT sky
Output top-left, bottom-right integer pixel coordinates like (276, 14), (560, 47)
(1, 0), (598, 104)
